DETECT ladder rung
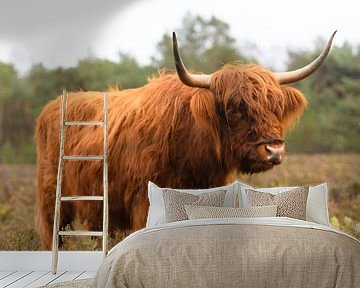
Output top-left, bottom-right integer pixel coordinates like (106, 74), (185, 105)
(65, 121), (104, 126)
(61, 196), (103, 201)
(63, 156), (104, 160)
(58, 231), (103, 237)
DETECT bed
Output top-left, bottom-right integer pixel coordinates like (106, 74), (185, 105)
(92, 182), (360, 288)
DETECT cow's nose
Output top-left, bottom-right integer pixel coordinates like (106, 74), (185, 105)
(265, 143), (285, 165)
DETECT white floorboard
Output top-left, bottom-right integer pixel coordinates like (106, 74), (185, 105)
(0, 270), (96, 287)
(48, 271), (84, 284)
(0, 252), (100, 287)
(0, 271), (33, 287)
(0, 251), (102, 271)
(23, 271), (67, 288)
(75, 271), (96, 280)
(0, 272), (16, 281)
(6, 271), (49, 288)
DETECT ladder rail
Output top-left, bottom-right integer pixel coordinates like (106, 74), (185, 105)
(51, 91), (109, 274)
(102, 92), (109, 259)
(52, 90), (67, 274)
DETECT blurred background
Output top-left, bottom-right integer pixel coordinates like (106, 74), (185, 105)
(0, 0), (359, 249)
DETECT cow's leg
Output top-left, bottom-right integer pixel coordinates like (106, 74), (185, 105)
(36, 163), (75, 249)
(130, 196), (149, 231)
(77, 201), (103, 231)
(36, 163), (58, 250)
(59, 202), (74, 231)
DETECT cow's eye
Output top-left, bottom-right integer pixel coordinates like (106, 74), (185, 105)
(247, 130), (256, 140)
(238, 102), (247, 115)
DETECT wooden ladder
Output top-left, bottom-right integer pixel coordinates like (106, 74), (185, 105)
(52, 90), (109, 274)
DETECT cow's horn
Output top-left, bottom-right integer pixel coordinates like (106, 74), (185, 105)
(172, 32), (211, 88)
(275, 31), (337, 84)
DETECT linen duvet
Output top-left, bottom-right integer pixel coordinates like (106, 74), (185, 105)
(92, 217), (360, 288)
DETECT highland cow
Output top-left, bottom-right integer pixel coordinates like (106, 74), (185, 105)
(35, 32), (335, 249)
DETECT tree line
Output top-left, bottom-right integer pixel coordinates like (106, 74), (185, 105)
(0, 14), (359, 163)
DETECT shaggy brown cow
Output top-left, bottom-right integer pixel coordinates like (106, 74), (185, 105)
(35, 32), (335, 249)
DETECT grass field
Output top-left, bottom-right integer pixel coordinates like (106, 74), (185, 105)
(0, 154), (359, 250)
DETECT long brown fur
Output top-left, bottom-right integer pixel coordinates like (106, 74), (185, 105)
(35, 64), (307, 249)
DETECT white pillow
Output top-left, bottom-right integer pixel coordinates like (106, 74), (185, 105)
(239, 183), (330, 226)
(146, 181), (240, 227)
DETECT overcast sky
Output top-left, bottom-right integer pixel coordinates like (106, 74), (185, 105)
(1, 0), (358, 75)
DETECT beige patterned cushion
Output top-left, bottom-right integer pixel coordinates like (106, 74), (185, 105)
(246, 186), (309, 220)
(184, 205), (278, 219)
(162, 189), (226, 223)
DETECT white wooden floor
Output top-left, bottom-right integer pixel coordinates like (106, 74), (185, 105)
(0, 270), (94, 288)
(0, 251), (102, 288)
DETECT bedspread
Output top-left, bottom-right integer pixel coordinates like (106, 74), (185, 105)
(92, 218), (360, 288)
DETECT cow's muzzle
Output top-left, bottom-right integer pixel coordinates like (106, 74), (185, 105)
(257, 139), (285, 166)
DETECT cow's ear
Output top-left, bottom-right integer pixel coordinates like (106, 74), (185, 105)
(281, 86), (308, 129)
(190, 90), (221, 158)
